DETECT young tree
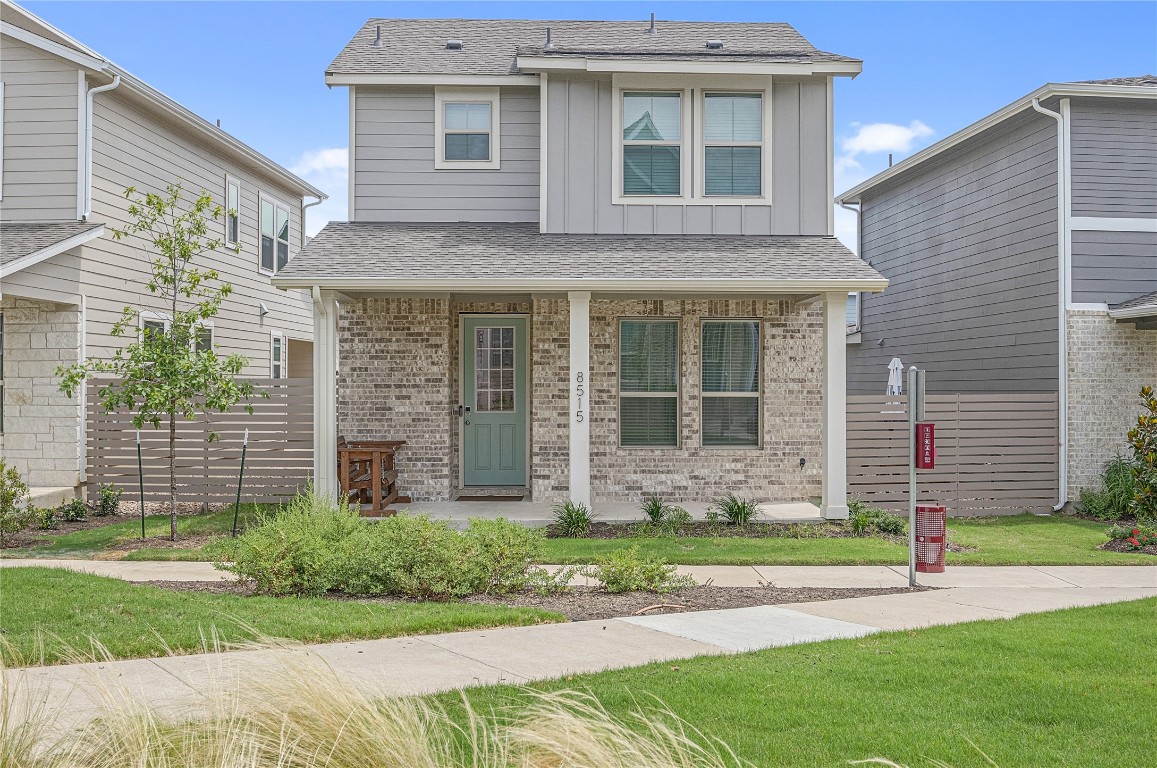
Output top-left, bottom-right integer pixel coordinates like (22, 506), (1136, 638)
(58, 183), (260, 541)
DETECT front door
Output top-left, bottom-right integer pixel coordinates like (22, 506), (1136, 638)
(462, 316), (528, 487)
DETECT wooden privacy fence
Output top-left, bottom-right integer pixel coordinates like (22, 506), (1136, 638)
(86, 378), (313, 504)
(847, 393), (1060, 515)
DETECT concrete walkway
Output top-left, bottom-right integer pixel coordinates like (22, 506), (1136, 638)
(3, 561), (1154, 733)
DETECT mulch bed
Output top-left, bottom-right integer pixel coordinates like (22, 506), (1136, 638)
(1099, 539), (1157, 556)
(551, 521), (875, 541)
(0, 514), (126, 549)
(144, 580), (931, 622)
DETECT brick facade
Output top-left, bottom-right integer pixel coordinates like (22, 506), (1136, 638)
(1067, 309), (1157, 500)
(0, 296), (82, 487)
(337, 296), (825, 504)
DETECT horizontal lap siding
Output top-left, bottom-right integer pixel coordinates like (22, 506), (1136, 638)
(80, 91), (312, 375)
(1071, 230), (1157, 304)
(354, 86), (539, 222)
(848, 111), (1059, 394)
(0, 37), (79, 220)
(1070, 98), (1157, 218)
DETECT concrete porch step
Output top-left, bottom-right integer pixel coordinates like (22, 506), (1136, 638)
(25, 486), (79, 509)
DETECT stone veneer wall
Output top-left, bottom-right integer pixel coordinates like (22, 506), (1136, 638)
(1, 296), (82, 487)
(336, 296), (825, 504)
(1067, 309), (1157, 500)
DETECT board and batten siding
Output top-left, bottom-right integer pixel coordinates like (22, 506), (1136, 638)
(1069, 97), (1157, 218)
(0, 36), (79, 221)
(847, 110), (1060, 394)
(353, 85), (539, 222)
(544, 76), (829, 235)
(64, 88), (307, 375)
(1071, 230), (1157, 305)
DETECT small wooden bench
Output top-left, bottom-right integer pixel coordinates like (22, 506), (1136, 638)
(337, 438), (411, 516)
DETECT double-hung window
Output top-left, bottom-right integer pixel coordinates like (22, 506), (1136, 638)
(259, 195), (290, 274)
(224, 176), (240, 248)
(434, 87), (500, 169)
(703, 93), (763, 197)
(701, 320), (761, 447)
(195, 325), (213, 354)
(622, 91), (682, 196)
(271, 333), (286, 379)
(618, 319), (680, 447)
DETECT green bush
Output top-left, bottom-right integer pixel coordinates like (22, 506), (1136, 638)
(1107, 522), (1157, 541)
(337, 515), (473, 600)
(709, 493), (760, 526)
(95, 483), (123, 516)
(632, 506), (694, 538)
(1126, 386), (1157, 522)
(1079, 455), (1138, 521)
(463, 518), (544, 595)
(848, 504), (907, 537)
(0, 462), (32, 546)
(36, 507), (58, 531)
(583, 546), (696, 594)
(57, 498), (87, 522)
(552, 499), (595, 538)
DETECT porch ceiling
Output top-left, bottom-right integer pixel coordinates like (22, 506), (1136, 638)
(273, 222), (887, 294)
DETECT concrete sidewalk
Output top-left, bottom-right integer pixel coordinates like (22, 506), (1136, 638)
(4, 563), (1154, 733)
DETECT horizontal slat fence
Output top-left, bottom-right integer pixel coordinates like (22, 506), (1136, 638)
(86, 378), (313, 504)
(847, 393), (1060, 515)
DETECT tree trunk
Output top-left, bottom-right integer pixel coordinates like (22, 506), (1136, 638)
(169, 410), (178, 541)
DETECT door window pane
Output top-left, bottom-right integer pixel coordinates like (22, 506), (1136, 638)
(474, 325), (516, 412)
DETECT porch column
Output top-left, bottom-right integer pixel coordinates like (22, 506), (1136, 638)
(821, 291), (850, 519)
(312, 289), (340, 502)
(568, 291), (591, 507)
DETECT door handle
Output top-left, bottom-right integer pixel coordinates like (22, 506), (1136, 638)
(456, 405), (473, 417)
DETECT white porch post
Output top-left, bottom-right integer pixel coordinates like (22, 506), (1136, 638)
(312, 289), (339, 502)
(821, 291), (850, 519)
(568, 291), (591, 507)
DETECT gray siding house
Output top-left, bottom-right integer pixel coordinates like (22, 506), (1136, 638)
(0, 1), (324, 495)
(274, 17), (887, 518)
(838, 76), (1157, 505)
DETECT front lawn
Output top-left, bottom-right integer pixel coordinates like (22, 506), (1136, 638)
(444, 597), (1157, 767)
(0, 567), (562, 666)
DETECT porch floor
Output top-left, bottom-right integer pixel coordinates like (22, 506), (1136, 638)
(385, 500), (824, 527)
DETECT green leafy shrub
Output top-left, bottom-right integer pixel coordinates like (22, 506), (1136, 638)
(338, 514), (474, 600)
(524, 565), (581, 596)
(709, 493), (760, 526)
(95, 483), (123, 516)
(583, 546), (696, 594)
(57, 497), (88, 522)
(463, 518), (545, 595)
(36, 507), (58, 530)
(639, 494), (676, 524)
(552, 499), (595, 538)
(632, 506), (694, 538)
(1126, 386), (1157, 522)
(0, 462), (32, 546)
(848, 504), (907, 537)
(1079, 455), (1138, 521)
(1107, 522), (1156, 541)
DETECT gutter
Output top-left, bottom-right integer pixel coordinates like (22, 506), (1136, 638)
(82, 73), (120, 219)
(1030, 97), (1071, 512)
(273, 276), (890, 293)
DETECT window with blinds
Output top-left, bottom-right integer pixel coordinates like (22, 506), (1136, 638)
(703, 93), (762, 197)
(701, 320), (761, 447)
(622, 92), (682, 196)
(618, 319), (680, 447)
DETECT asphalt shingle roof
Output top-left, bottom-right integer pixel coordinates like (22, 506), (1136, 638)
(0, 221), (103, 266)
(1111, 290), (1157, 312)
(328, 18), (859, 76)
(1074, 75), (1157, 87)
(276, 222), (883, 285)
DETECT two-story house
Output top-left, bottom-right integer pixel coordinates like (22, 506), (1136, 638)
(0, 1), (325, 497)
(837, 76), (1157, 508)
(274, 17), (886, 517)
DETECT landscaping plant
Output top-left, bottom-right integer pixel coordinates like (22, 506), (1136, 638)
(0, 462), (33, 547)
(94, 484), (122, 517)
(58, 183), (261, 542)
(1078, 454), (1137, 521)
(1126, 385), (1157, 522)
(552, 499), (595, 537)
(709, 493), (760, 526)
(640, 494), (677, 524)
(35, 508), (58, 531)
(56, 498), (87, 523)
(583, 546), (696, 594)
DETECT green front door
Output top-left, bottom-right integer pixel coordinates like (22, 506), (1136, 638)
(462, 316), (528, 487)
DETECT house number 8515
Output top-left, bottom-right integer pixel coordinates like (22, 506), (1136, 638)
(575, 371), (585, 422)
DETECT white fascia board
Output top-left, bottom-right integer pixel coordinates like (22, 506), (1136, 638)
(325, 73), (540, 87)
(272, 276), (890, 293)
(0, 21), (107, 71)
(516, 55), (862, 77)
(837, 82), (1157, 204)
(1108, 303), (1157, 320)
(0, 225), (105, 279)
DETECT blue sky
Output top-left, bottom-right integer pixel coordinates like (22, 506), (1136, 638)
(24, 1), (1157, 246)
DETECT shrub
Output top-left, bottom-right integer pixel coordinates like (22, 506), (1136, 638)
(0, 462), (32, 546)
(584, 546), (696, 594)
(1079, 455), (1138, 521)
(1126, 386), (1157, 522)
(463, 517), (544, 595)
(633, 506), (694, 538)
(35, 507), (58, 531)
(709, 493), (760, 526)
(849, 505), (906, 537)
(525, 564), (581, 596)
(1107, 522), (1156, 541)
(337, 514), (473, 600)
(640, 494), (677, 524)
(57, 497), (87, 523)
(95, 483), (122, 516)
(553, 499), (595, 538)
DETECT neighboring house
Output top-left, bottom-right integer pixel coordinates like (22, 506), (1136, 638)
(837, 76), (1157, 506)
(272, 17), (886, 517)
(0, 1), (325, 494)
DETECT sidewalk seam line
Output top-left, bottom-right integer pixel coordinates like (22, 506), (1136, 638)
(409, 636), (526, 685)
(1029, 565), (1082, 588)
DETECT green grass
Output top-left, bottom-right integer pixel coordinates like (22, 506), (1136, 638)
(542, 514), (1152, 565)
(0, 567), (562, 667)
(443, 598), (1157, 767)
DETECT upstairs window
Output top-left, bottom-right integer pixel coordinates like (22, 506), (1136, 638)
(259, 194), (290, 274)
(618, 319), (680, 448)
(224, 176), (240, 248)
(703, 93), (763, 197)
(434, 87), (500, 169)
(195, 325), (213, 354)
(701, 320), (761, 448)
(622, 92), (682, 196)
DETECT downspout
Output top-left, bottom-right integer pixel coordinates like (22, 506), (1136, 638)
(82, 72), (121, 220)
(1031, 97), (1070, 511)
(300, 196), (324, 248)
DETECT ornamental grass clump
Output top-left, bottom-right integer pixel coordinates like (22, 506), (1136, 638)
(552, 499), (595, 537)
(709, 493), (760, 526)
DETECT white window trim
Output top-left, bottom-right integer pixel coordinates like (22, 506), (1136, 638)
(270, 331), (287, 379)
(434, 86), (501, 170)
(846, 291), (861, 335)
(617, 317), (682, 449)
(139, 310), (172, 335)
(224, 175), (240, 248)
(0, 81), (5, 201)
(695, 90), (771, 203)
(258, 191), (292, 276)
(700, 318), (763, 450)
(611, 73), (773, 206)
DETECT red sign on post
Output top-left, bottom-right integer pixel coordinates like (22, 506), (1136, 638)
(916, 423), (936, 469)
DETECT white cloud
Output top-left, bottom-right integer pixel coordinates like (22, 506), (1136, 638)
(840, 120), (934, 158)
(290, 147), (348, 237)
